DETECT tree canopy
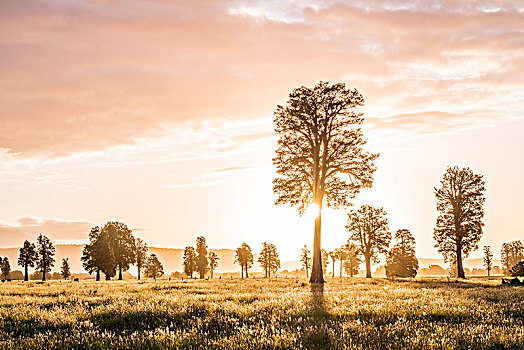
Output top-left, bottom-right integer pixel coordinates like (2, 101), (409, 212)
(195, 236), (208, 279)
(183, 246), (197, 278)
(258, 243), (280, 278)
(36, 234), (55, 281)
(18, 240), (37, 281)
(273, 82), (377, 283)
(385, 229), (418, 278)
(145, 254), (164, 281)
(235, 243), (254, 278)
(501, 240), (524, 275)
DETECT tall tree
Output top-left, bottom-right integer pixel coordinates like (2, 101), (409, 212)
(183, 246), (197, 278)
(135, 238), (148, 281)
(344, 242), (362, 277)
(81, 226), (116, 280)
(273, 82), (378, 284)
(235, 243), (254, 278)
(36, 234), (55, 281)
(195, 236), (209, 279)
(103, 222), (136, 280)
(300, 245), (311, 278)
(385, 229), (419, 278)
(18, 240), (37, 281)
(61, 258), (71, 280)
(145, 254), (164, 281)
(208, 251), (219, 279)
(1, 257), (10, 281)
(434, 167), (486, 279)
(501, 240), (524, 275)
(483, 246), (493, 277)
(258, 243), (280, 278)
(347, 205), (391, 278)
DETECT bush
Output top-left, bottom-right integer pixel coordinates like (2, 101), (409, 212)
(510, 261), (524, 277)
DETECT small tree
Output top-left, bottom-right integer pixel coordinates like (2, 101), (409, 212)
(145, 254), (164, 280)
(81, 226), (113, 281)
(483, 246), (493, 277)
(183, 246), (197, 278)
(195, 236), (208, 279)
(60, 258), (71, 280)
(36, 234), (55, 281)
(501, 241), (524, 275)
(385, 229), (418, 278)
(510, 261), (524, 277)
(321, 248), (329, 273)
(300, 245), (311, 278)
(1, 257), (10, 281)
(329, 251), (337, 277)
(335, 247), (348, 278)
(344, 242), (362, 277)
(135, 238), (148, 280)
(18, 240), (37, 282)
(273, 82), (378, 284)
(347, 205), (391, 278)
(258, 243), (280, 278)
(434, 166), (485, 279)
(208, 251), (219, 279)
(104, 222), (136, 280)
(235, 243), (254, 278)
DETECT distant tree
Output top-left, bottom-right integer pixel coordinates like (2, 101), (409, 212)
(36, 234), (55, 281)
(273, 82), (378, 284)
(208, 251), (219, 279)
(344, 242), (362, 277)
(1, 257), (10, 281)
(483, 246), (493, 277)
(60, 258), (71, 280)
(300, 245), (311, 278)
(347, 205), (391, 278)
(81, 226), (115, 280)
(145, 254), (164, 280)
(501, 241), (524, 275)
(434, 166), (486, 279)
(195, 236), (208, 279)
(321, 248), (329, 273)
(18, 240), (37, 281)
(135, 238), (148, 280)
(103, 222), (136, 280)
(258, 243), (280, 278)
(510, 261), (524, 277)
(235, 243), (254, 278)
(329, 251), (337, 277)
(183, 246), (197, 278)
(335, 247), (348, 278)
(385, 229), (419, 278)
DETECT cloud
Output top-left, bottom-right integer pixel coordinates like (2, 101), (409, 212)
(0, 217), (93, 246)
(1, 0), (522, 157)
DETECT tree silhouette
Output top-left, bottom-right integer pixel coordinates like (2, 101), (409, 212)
(103, 222), (136, 280)
(344, 242), (361, 277)
(1, 257), (10, 281)
(434, 167), (485, 279)
(347, 205), (391, 278)
(329, 251), (337, 277)
(273, 82), (378, 284)
(385, 229), (418, 278)
(235, 243), (254, 278)
(36, 234), (55, 281)
(135, 238), (148, 280)
(145, 254), (164, 280)
(258, 243), (280, 278)
(195, 236), (208, 279)
(335, 247), (347, 278)
(501, 240), (524, 275)
(18, 240), (37, 281)
(208, 251), (219, 279)
(61, 258), (71, 280)
(321, 248), (329, 273)
(81, 226), (115, 281)
(183, 246), (197, 278)
(483, 246), (493, 277)
(300, 245), (311, 278)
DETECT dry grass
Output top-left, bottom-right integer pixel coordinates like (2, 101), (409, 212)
(0, 277), (522, 349)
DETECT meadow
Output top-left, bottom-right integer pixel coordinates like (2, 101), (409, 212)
(0, 277), (522, 349)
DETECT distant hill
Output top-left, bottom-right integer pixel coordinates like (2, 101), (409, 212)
(0, 245), (501, 275)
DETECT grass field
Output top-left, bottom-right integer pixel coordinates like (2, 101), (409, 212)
(0, 277), (522, 349)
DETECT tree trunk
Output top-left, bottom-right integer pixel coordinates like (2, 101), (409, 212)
(310, 206), (324, 284)
(138, 264), (141, 280)
(487, 268), (490, 277)
(340, 260), (343, 278)
(365, 255), (372, 278)
(456, 246), (465, 279)
(246, 266), (249, 278)
(241, 265), (244, 279)
(307, 263), (309, 278)
(332, 262), (334, 278)
(105, 272), (110, 280)
(96, 269), (100, 281)
(118, 266), (123, 280)
(42, 264), (46, 281)
(211, 270), (213, 279)
(24, 265), (28, 281)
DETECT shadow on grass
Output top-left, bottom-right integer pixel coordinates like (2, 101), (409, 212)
(300, 283), (333, 349)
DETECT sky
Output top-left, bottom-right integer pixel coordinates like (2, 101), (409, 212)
(0, 0), (523, 263)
